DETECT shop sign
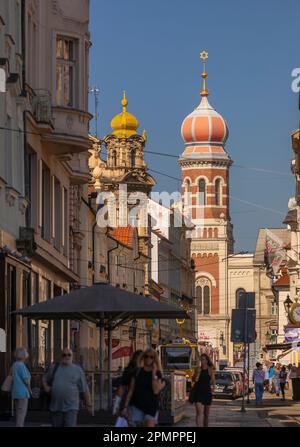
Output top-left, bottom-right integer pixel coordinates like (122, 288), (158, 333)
(199, 329), (217, 346)
(112, 346), (133, 360)
(284, 327), (300, 344)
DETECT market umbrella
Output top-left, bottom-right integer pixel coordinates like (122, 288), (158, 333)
(14, 282), (188, 410)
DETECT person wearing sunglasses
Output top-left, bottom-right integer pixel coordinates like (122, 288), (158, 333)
(122, 349), (166, 427)
(42, 348), (92, 427)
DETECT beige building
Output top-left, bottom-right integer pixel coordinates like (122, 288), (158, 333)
(0, 0), (29, 384)
(150, 203), (196, 344)
(0, 0), (93, 376)
(87, 94), (157, 368)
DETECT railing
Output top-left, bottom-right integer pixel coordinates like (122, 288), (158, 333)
(32, 89), (53, 124)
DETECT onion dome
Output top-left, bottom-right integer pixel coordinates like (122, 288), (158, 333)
(181, 96), (228, 145)
(180, 52), (229, 159)
(111, 92), (139, 138)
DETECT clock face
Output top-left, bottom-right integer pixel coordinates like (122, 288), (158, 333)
(291, 305), (300, 323)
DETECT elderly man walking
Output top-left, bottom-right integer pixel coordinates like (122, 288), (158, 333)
(43, 348), (92, 427)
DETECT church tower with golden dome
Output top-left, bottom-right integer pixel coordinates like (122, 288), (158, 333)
(90, 92), (156, 256)
(179, 53), (234, 361)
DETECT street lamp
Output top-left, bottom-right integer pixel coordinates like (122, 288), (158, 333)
(265, 330), (271, 344)
(284, 295), (293, 314)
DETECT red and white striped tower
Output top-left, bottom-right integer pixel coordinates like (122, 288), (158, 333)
(179, 52), (234, 360)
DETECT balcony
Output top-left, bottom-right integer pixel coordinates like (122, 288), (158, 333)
(42, 106), (92, 155)
(32, 89), (53, 126)
(26, 85), (92, 155)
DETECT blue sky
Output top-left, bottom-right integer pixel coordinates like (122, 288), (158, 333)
(89, 0), (300, 252)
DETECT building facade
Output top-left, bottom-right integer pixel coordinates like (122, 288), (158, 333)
(0, 0), (92, 387)
(0, 0), (29, 387)
(150, 203), (196, 343)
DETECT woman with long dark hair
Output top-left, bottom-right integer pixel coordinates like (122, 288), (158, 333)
(113, 350), (143, 418)
(191, 353), (215, 427)
(122, 348), (166, 427)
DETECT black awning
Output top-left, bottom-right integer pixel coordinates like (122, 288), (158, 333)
(13, 282), (188, 323)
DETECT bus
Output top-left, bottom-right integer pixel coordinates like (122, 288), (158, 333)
(158, 339), (200, 390)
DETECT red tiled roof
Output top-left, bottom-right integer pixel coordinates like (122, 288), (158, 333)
(110, 226), (135, 248)
(274, 271), (290, 286)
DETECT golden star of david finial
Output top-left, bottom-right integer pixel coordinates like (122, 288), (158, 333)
(200, 50), (209, 61)
(199, 50), (209, 97)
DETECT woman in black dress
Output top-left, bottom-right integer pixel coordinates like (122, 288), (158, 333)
(193, 353), (215, 427)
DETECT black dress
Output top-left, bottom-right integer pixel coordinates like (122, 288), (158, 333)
(193, 368), (213, 405)
(130, 368), (163, 417)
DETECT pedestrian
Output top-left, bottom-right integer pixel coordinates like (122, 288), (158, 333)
(253, 362), (265, 405)
(122, 348), (166, 427)
(11, 348), (32, 427)
(273, 363), (281, 396)
(191, 353), (215, 427)
(269, 363), (275, 393)
(263, 363), (269, 392)
(279, 365), (288, 401)
(42, 348), (92, 427)
(112, 350), (143, 420)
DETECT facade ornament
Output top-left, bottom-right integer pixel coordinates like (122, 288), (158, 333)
(19, 197), (29, 215)
(5, 187), (18, 207)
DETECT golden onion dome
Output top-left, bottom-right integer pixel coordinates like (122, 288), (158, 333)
(110, 92), (139, 138)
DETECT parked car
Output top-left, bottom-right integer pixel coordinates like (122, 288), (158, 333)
(213, 371), (239, 399)
(224, 367), (253, 394)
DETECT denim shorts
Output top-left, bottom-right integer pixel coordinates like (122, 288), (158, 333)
(129, 405), (159, 423)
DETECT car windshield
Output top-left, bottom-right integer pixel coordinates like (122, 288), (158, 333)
(161, 347), (191, 368)
(215, 372), (233, 383)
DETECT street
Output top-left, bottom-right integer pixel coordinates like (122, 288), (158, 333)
(1, 390), (300, 428)
(177, 390), (300, 427)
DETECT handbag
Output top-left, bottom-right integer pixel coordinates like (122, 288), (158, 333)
(188, 384), (197, 404)
(1, 374), (13, 393)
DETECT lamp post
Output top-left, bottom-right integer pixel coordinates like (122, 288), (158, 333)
(129, 319), (137, 351)
(284, 295), (293, 316)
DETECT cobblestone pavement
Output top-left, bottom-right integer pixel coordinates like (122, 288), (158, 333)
(1, 390), (300, 427)
(176, 389), (300, 427)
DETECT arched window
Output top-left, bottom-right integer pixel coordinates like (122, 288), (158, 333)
(215, 179), (221, 206)
(236, 288), (246, 309)
(130, 149), (136, 167)
(196, 286), (202, 314)
(203, 286), (210, 314)
(184, 179), (191, 209)
(111, 150), (117, 167)
(198, 179), (206, 205)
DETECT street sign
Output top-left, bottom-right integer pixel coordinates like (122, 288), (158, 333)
(231, 308), (256, 343)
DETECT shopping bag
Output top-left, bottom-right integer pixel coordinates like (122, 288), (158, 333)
(1, 375), (12, 393)
(115, 416), (128, 428)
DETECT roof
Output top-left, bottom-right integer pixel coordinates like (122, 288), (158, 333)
(254, 228), (291, 265)
(14, 283), (188, 322)
(109, 226), (135, 248)
(274, 271), (290, 286)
